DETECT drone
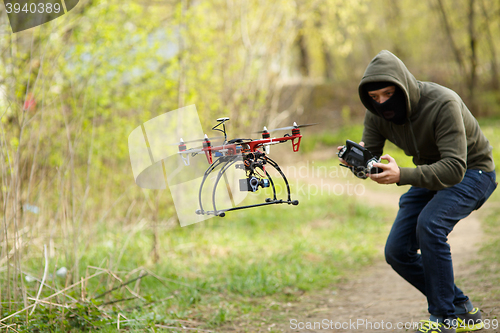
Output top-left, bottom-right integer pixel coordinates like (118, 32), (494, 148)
(174, 117), (316, 217)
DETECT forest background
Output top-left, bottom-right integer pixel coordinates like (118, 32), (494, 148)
(1, 0), (500, 331)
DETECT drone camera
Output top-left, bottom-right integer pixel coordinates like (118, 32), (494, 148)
(239, 177), (270, 192)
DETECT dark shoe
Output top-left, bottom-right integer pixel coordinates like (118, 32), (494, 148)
(415, 320), (456, 333)
(456, 308), (483, 332)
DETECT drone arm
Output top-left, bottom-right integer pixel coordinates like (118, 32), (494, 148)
(247, 133), (303, 152)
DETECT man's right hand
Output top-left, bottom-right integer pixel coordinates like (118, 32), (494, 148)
(337, 141), (365, 166)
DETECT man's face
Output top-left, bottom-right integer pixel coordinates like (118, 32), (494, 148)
(368, 85), (396, 104)
(367, 82), (409, 125)
(367, 85), (397, 119)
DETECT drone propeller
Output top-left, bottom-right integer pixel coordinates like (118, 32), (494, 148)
(167, 135), (225, 146)
(253, 122), (318, 134)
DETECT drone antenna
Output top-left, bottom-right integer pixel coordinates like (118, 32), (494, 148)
(212, 117), (230, 144)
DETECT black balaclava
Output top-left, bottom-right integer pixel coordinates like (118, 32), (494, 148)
(364, 82), (407, 125)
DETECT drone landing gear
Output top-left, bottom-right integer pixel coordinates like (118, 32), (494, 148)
(266, 198), (299, 205)
(196, 154), (298, 217)
(197, 198), (300, 217)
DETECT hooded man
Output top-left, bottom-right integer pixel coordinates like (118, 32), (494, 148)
(353, 50), (496, 333)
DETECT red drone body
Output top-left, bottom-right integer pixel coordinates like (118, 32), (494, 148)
(181, 121), (305, 165)
(174, 118), (315, 217)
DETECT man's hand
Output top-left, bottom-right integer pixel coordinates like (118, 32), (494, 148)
(368, 154), (400, 184)
(337, 141), (364, 166)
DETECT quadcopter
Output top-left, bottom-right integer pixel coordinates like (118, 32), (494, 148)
(174, 117), (315, 217)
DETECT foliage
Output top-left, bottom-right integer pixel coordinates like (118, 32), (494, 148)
(3, 189), (390, 331)
(0, 0), (500, 330)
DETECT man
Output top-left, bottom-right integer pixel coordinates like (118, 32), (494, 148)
(345, 50), (497, 333)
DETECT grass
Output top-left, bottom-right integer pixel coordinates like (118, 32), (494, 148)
(472, 119), (500, 306)
(458, 190), (500, 327)
(2, 181), (391, 332)
(477, 203), (500, 298)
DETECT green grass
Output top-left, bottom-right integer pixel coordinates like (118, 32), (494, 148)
(477, 204), (500, 292)
(3, 183), (391, 332)
(472, 118), (500, 308)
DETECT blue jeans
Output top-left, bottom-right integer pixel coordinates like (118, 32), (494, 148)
(385, 169), (497, 319)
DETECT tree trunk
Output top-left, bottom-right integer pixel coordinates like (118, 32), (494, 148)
(468, 0), (477, 108)
(296, 31), (310, 77)
(435, 0), (466, 77)
(480, 0), (499, 91)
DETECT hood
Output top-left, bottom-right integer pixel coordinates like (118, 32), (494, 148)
(358, 50), (421, 121)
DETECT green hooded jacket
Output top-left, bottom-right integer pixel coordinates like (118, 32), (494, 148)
(359, 50), (495, 191)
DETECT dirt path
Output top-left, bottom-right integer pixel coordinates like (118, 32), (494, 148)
(282, 165), (493, 333)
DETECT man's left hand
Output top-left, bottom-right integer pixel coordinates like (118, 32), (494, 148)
(368, 154), (400, 184)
